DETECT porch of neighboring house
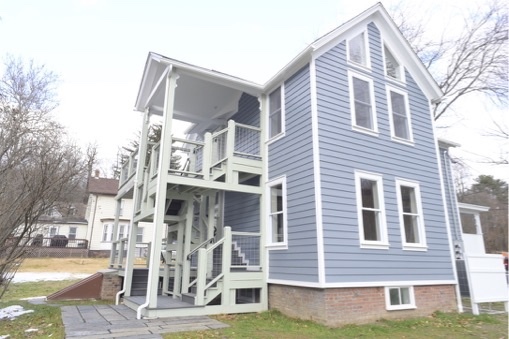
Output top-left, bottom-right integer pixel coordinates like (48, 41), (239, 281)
(107, 55), (266, 319)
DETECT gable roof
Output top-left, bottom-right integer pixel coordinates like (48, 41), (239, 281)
(265, 2), (443, 101)
(87, 177), (119, 195)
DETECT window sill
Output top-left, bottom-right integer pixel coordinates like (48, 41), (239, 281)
(360, 242), (390, 250)
(391, 136), (414, 146)
(385, 75), (406, 86)
(266, 132), (286, 146)
(402, 244), (428, 251)
(266, 243), (288, 250)
(348, 61), (371, 73)
(353, 126), (379, 137)
(386, 304), (417, 311)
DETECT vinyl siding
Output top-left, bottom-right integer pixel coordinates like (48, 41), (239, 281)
(231, 93), (260, 127)
(315, 22), (454, 283)
(268, 65), (319, 283)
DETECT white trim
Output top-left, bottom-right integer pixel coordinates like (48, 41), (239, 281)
(266, 83), (286, 144)
(457, 203), (490, 213)
(354, 170), (389, 248)
(348, 71), (378, 135)
(309, 59), (326, 285)
(386, 85), (414, 144)
(346, 29), (371, 69)
(266, 176), (288, 250)
(267, 278), (457, 289)
(385, 286), (416, 310)
(395, 178), (427, 250)
(434, 108), (464, 312)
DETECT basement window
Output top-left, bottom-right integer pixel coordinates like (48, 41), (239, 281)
(385, 286), (416, 310)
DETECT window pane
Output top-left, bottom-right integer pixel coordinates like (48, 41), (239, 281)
(136, 227), (144, 243)
(271, 213), (284, 243)
(361, 179), (377, 208)
(385, 47), (400, 78)
(404, 215), (419, 243)
(349, 33), (366, 65)
(353, 78), (372, 129)
(400, 288), (410, 304)
(391, 91), (409, 139)
(270, 184), (282, 213)
(389, 288), (400, 305)
(269, 88), (282, 138)
(400, 186), (416, 213)
(69, 227), (77, 240)
(363, 210), (379, 241)
(270, 111), (282, 137)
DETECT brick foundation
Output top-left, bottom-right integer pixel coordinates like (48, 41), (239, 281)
(268, 284), (457, 326)
(99, 269), (123, 300)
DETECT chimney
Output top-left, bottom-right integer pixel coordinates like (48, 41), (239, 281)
(94, 169), (100, 178)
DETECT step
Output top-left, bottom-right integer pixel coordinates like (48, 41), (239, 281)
(181, 292), (195, 304)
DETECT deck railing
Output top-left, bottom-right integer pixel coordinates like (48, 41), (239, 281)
(186, 227), (261, 305)
(110, 239), (151, 269)
(119, 120), (262, 187)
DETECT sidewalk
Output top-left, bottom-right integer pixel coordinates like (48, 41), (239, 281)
(61, 304), (229, 339)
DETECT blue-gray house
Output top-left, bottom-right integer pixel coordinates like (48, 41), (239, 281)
(109, 3), (461, 325)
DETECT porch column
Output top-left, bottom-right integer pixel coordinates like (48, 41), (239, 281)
(123, 108), (152, 297)
(258, 94), (268, 310)
(145, 69), (179, 308)
(109, 198), (123, 267)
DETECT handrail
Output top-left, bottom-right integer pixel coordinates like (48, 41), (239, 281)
(172, 136), (205, 147)
(235, 122), (261, 131)
(186, 237), (215, 260)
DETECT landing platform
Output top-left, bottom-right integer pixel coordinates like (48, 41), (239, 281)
(61, 304), (228, 338)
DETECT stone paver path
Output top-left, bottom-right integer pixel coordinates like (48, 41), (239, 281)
(61, 304), (229, 339)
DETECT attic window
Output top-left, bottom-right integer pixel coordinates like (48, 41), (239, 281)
(348, 32), (368, 66)
(384, 46), (401, 80)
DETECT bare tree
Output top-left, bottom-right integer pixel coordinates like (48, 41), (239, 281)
(391, 0), (508, 121)
(0, 56), (89, 296)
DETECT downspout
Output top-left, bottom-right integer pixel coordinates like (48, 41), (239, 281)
(442, 149), (464, 313)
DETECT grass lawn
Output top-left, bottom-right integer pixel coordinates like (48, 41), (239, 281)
(18, 258), (110, 273)
(0, 276), (507, 338)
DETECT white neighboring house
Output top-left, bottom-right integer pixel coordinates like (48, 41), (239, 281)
(86, 174), (152, 257)
(37, 207), (88, 243)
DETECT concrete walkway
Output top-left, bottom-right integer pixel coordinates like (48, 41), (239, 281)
(61, 304), (229, 339)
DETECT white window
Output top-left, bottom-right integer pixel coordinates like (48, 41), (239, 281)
(384, 46), (402, 80)
(49, 226), (58, 237)
(68, 227), (77, 240)
(396, 179), (427, 250)
(118, 225), (126, 239)
(268, 86), (284, 140)
(348, 32), (369, 66)
(102, 224), (112, 242)
(136, 227), (144, 243)
(267, 177), (287, 248)
(349, 72), (377, 133)
(355, 171), (388, 248)
(387, 87), (412, 142)
(385, 286), (416, 310)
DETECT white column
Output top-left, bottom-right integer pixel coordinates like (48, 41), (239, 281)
(123, 108), (151, 297)
(145, 69), (179, 308)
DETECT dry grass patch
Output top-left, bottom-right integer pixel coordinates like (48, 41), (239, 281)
(18, 258), (110, 273)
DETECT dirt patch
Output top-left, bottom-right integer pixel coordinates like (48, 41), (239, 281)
(18, 258), (110, 274)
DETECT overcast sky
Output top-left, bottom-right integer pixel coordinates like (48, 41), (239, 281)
(0, 0), (507, 182)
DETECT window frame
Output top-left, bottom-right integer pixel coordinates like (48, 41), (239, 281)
(395, 179), (427, 251)
(136, 227), (144, 243)
(102, 223), (112, 242)
(266, 176), (288, 250)
(68, 226), (77, 240)
(267, 84), (285, 143)
(385, 286), (416, 310)
(354, 171), (388, 249)
(347, 30), (370, 68)
(383, 44), (405, 82)
(387, 86), (413, 144)
(348, 71), (378, 135)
